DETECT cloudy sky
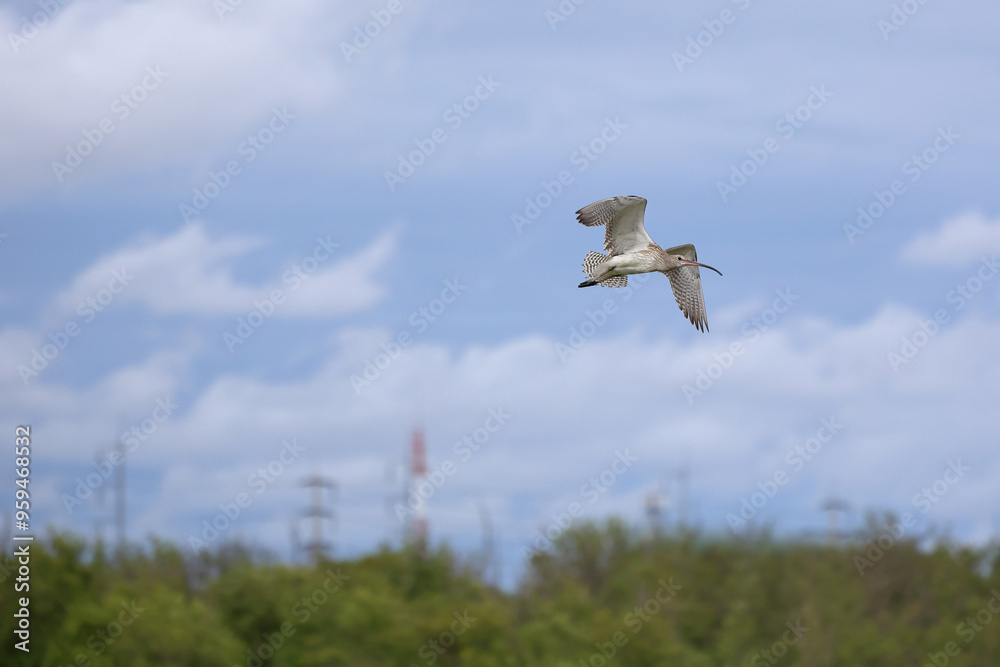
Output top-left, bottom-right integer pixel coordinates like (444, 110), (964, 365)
(2, 0), (999, 585)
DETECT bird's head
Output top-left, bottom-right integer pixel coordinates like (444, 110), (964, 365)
(672, 255), (723, 276)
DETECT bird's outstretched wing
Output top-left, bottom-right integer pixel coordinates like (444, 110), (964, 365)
(664, 244), (709, 332)
(576, 195), (652, 256)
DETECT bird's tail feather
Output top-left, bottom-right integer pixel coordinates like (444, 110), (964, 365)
(582, 251), (608, 276)
(581, 251), (627, 288)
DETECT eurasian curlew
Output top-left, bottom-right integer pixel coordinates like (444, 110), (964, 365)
(577, 195), (722, 332)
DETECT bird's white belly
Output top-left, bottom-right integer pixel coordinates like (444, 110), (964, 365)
(605, 252), (658, 276)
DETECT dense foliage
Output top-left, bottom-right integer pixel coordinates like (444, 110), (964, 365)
(3, 517), (999, 666)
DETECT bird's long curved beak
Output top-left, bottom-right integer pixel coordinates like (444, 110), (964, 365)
(683, 260), (723, 276)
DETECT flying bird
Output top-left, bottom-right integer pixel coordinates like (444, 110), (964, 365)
(576, 195), (722, 332)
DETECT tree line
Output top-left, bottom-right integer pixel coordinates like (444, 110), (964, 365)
(2, 515), (998, 666)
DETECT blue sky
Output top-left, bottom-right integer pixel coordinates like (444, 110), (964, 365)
(2, 0), (999, 585)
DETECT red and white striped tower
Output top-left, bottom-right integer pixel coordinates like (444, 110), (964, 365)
(409, 428), (428, 548)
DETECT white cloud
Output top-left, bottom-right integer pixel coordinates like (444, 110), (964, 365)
(0, 0), (343, 201)
(31, 292), (1000, 566)
(0, 336), (200, 458)
(283, 230), (397, 316)
(901, 211), (1000, 266)
(47, 223), (395, 322)
(49, 223), (261, 320)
